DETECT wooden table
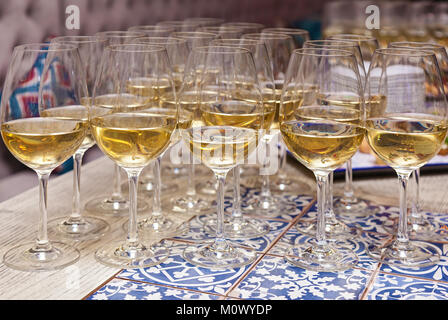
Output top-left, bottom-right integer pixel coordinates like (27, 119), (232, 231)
(0, 155), (447, 300)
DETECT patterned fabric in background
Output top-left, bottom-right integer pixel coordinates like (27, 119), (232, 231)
(2, 39), (73, 174)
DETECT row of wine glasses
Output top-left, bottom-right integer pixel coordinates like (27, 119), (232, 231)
(1, 17), (447, 273)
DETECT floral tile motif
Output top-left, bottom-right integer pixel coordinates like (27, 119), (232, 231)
(269, 228), (383, 271)
(302, 201), (398, 235)
(239, 192), (314, 221)
(379, 242), (448, 282)
(227, 255), (370, 300)
(86, 278), (221, 300)
(175, 217), (289, 253)
(117, 241), (254, 296)
(367, 272), (448, 300)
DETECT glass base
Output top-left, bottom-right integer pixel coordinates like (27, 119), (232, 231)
(95, 240), (170, 269)
(166, 195), (215, 215)
(285, 242), (358, 272)
(48, 216), (110, 241)
(383, 217), (442, 242)
(183, 240), (257, 269)
(270, 176), (311, 195)
(367, 240), (440, 268)
(242, 193), (300, 217)
(84, 195), (148, 217)
(333, 198), (379, 217)
(123, 216), (189, 238)
(295, 217), (359, 241)
(3, 241), (80, 272)
(203, 216), (270, 239)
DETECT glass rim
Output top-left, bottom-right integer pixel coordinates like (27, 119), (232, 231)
(95, 30), (146, 38)
(222, 22), (265, 28)
(132, 36), (188, 45)
(158, 20), (199, 27)
(13, 42), (79, 53)
(292, 47), (356, 57)
(107, 43), (166, 53)
(327, 33), (378, 42)
(262, 27), (309, 36)
(51, 35), (107, 44)
(198, 26), (245, 32)
(171, 31), (217, 39)
(128, 25), (175, 32)
(243, 32), (293, 40)
(305, 39), (358, 48)
(389, 41), (446, 51)
(194, 45), (252, 55)
(374, 47), (437, 57)
(211, 38), (264, 46)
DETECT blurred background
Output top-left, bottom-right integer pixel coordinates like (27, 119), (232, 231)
(0, 0), (447, 200)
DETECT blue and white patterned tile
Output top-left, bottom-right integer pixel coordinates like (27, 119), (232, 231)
(239, 192), (314, 221)
(367, 272), (448, 300)
(174, 215), (290, 253)
(269, 228), (384, 271)
(86, 278), (221, 300)
(302, 202), (397, 235)
(379, 242), (448, 282)
(117, 241), (254, 296)
(228, 255), (371, 300)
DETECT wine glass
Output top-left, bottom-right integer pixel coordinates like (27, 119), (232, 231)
(365, 47), (447, 268)
(280, 47), (365, 271)
(326, 34), (381, 218)
(128, 25), (175, 37)
(386, 41), (448, 242)
(157, 20), (201, 32)
(130, 36), (188, 194)
(242, 33), (310, 198)
(84, 30), (148, 217)
(198, 38), (275, 239)
(299, 39), (366, 240)
(179, 45), (265, 268)
(0, 43), (88, 271)
(125, 36), (191, 237)
(44, 36), (110, 241)
(92, 44), (176, 268)
(197, 26), (245, 39)
(221, 22), (265, 34)
(170, 32), (218, 51)
(262, 27), (310, 49)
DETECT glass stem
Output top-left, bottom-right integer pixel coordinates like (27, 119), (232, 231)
(214, 171), (229, 250)
(397, 171), (412, 244)
(278, 141), (287, 179)
(152, 157), (163, 218)
(314, 171), (330, 247)
(70, 150), (85, 220)
(36, 171), (52, 250)
(187, 163), (196, 197)
(411, 168), (421, 219)
(126, 168), (142, 246)
(112, 164), (124, 200)
(325, 172), (335, 218)
(232, 165), (242, 219)
(342, 159), (355, 202)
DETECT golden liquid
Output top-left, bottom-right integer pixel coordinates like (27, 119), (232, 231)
(91, 113), (175, 168)
(40, 106), (95, 150)
(126, 78), (174, 100)
(201, 100), (271, 131)
(187, 126), (258, 170)
(366, 117), (447, 171)
(92, 94), (154, 112)
(1, 118), (86, 171)
(280, 120), (364, 171)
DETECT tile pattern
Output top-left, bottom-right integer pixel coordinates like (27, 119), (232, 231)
(84, 191), (448, 300)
